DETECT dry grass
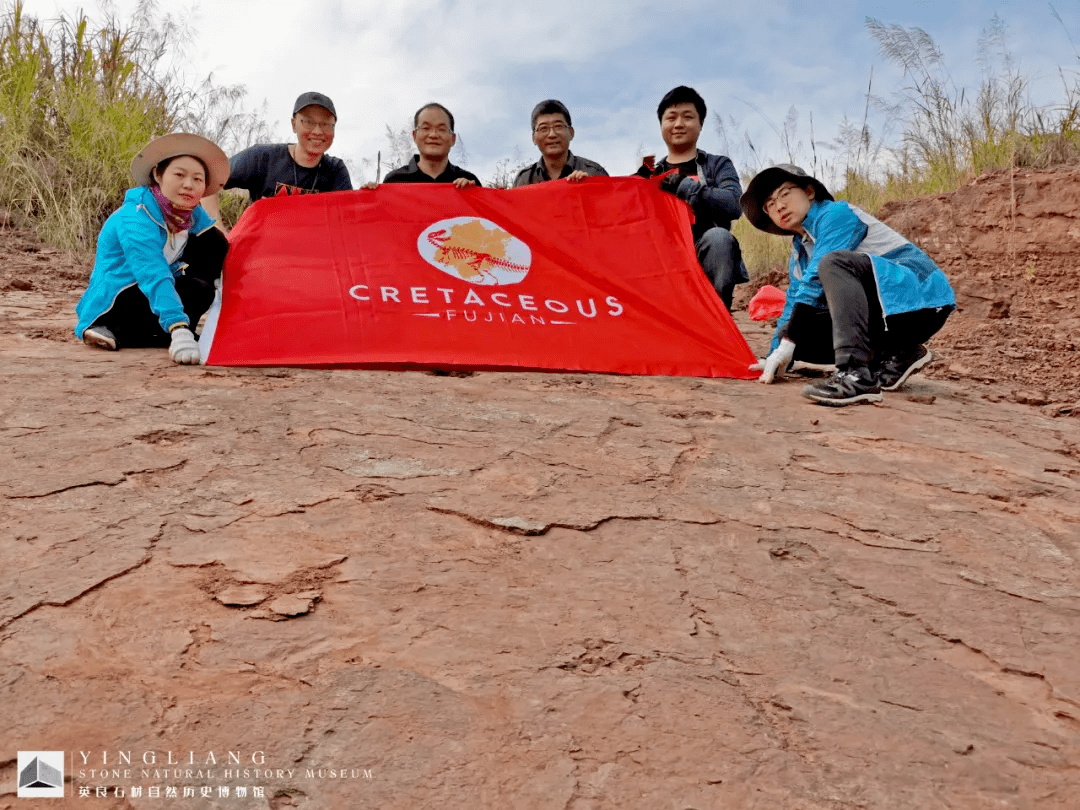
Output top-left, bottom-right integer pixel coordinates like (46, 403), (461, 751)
(0, 0), (269, 254)
(733, 218), (791, 280)
(733, 13), (1080, 278)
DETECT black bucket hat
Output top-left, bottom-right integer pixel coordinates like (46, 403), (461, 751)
(741, 164), (834, 235)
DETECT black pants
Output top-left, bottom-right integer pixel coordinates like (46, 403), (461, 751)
(695, 226), (749, 311)
(92, 228), (229, 348)
(786, 250), (951, 369)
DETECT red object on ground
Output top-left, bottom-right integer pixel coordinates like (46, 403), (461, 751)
(201, 178), (757, 378)
(748, 285), (787, 321)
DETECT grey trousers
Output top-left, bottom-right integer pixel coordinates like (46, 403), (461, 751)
(786, 250), (951, 369)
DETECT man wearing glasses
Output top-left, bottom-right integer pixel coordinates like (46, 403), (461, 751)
(202, 92), (352, 230)
(742, 164), (954, 405)
(513, 100), (607, 187)
(382, 103), (481, 188)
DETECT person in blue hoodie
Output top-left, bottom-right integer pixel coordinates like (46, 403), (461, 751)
(741, 164), (956, 406)
(75, 133), (231, 365)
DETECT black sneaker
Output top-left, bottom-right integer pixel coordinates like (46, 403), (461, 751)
(82, 325), (117, 351)
(877, 345), (932, 391)
(802, 366), (882, 406)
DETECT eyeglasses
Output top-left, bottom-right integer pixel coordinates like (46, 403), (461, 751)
(297, 116), (335, 133)
(417, 124), (451, 135)
(534, 123), (569, 136)
(763, 184), (798, 214)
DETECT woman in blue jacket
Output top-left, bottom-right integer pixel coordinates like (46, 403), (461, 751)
(75, 133), (231, 365)
(741, 164), (956, 406)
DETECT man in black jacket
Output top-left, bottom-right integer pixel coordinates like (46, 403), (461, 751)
(637, 86), (748, 310)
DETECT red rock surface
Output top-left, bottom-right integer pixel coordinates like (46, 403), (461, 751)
(1, 170), (1079, 810)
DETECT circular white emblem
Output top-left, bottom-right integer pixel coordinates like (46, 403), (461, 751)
(417, 217), (531, 286)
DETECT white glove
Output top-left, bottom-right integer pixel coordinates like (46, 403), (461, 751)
(749, 338), (795, 383)
(169, 326), (201, 365)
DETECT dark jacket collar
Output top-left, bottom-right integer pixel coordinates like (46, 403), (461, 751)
(533, 150), (580, 180)
(406, 154), (456, 177)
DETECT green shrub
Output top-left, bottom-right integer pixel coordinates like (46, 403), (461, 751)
(732, 217), (791, 279)
(0, 0), (268, 254)
(726, 14), (1080, 227)
(852, 15), (1080, 206)
(217, 190), (250, 230)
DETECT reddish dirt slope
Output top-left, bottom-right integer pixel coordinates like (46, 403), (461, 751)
(733, 168), (1080, 415)
(878, 168), (1080, 414)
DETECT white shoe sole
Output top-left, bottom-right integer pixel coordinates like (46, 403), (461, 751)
(82, 328), (117, 351)
(804, 390), (883, 406)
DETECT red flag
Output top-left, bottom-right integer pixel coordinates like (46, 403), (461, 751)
(201, 177), (757, 378)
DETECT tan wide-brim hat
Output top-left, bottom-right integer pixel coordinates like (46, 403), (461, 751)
(130, 133), (230, 196)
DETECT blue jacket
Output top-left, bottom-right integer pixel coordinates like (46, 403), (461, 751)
(771, 199), (956, 352)
(75, 187), (216, 338)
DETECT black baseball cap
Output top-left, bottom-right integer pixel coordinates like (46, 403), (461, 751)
(292, 92), (337, 119)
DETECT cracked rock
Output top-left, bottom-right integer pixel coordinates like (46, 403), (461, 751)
(491, 516), (549, 534)
(215, 585), (269, 607)
(257, 591), (321, 619)
(4, 199), (1080, 810)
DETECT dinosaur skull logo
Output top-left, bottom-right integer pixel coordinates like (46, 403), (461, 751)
(418, 217), (532, 286)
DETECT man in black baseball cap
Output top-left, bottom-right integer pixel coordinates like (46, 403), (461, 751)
(292, 91), (337, 119)
(202, 91), (352, 231)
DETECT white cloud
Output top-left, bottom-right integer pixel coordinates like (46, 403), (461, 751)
(20, 0), (1080, 187)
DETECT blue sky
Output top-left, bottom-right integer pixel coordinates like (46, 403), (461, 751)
(20, 0), (1080, 187)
